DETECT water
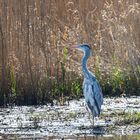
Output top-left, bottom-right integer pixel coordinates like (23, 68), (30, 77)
(0, 97), (140, 139)
(66, 135), (140, 140)
(1, 134), (140, 139)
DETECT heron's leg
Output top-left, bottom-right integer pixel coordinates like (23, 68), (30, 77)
(85, 105), (90, 119)
(85, 105), (94, 124)
(92, 113), (94, 128)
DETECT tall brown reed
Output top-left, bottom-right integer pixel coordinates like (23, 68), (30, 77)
(0, 0), (139, 106)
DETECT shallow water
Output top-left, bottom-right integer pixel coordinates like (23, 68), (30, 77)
(0, 96), (140, 139)
(1, 134), (140, 139)
(69, 135), (140, 140)
(50, 135), (140, 140)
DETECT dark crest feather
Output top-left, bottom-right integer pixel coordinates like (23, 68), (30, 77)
(81, 44), (91, 49)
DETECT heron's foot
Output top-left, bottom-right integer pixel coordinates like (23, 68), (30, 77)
(91, 117), (100, 128)
(94, 117), (101, 126)
(88, 116), (94, 128)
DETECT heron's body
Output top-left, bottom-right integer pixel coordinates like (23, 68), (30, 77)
(74, 44), (103, 120)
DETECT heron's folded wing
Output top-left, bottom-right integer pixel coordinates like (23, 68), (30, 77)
(92, 79), (103, 109)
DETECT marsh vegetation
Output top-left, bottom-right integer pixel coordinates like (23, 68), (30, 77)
(0, 0), (140, 106)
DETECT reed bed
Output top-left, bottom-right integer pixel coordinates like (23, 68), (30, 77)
(0, 0), (140, 106)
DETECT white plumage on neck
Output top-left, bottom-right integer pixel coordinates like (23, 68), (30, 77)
(82, 49), (91, 79)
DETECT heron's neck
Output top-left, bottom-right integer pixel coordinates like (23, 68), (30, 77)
(82, 51), (90, 79)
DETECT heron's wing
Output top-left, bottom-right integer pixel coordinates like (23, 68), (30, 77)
(92, 78), (103, 107)
(91, 78), (103, 117)
(83, 77), (103, 117)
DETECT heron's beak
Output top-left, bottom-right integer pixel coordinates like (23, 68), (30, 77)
(71, 45), (79, 49)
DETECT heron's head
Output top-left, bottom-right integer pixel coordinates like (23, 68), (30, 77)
(73, 44), (91, 56)
(72, 44), (91, 54)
